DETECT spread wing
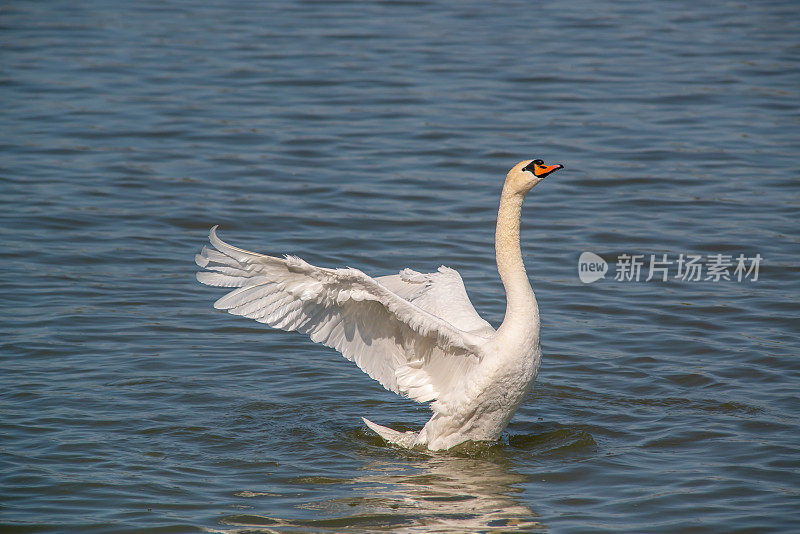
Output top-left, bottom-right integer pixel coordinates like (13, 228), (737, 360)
(195, 227), (488, 405)
(376, 267), (495, 338)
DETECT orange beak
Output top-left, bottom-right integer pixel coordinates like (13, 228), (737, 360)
(533, 162), (563, 178)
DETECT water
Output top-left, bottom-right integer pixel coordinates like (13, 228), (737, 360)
(2, 0), (799, 531)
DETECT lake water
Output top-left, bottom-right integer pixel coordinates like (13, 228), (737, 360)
(2, 0), (799, 532)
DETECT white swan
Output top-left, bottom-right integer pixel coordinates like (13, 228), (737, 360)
(195, 159), (563, 450)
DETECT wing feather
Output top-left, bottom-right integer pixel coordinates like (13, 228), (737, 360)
(376, 267), (495, 337)
(196, 227), (487, 404)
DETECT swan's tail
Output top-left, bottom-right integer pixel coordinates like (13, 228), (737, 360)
(362, 417), (419, 448)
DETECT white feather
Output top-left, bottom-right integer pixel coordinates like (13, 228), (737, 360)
(196, 226), (488, 404)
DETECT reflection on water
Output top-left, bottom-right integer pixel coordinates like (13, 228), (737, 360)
(220, 452), (543, 532)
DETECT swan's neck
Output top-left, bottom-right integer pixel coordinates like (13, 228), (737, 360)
(495, 184), (539, 338)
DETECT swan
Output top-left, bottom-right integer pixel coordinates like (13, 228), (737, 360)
(195, 159), (563, 450)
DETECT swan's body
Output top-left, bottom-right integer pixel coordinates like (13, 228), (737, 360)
(195, 159), (562, 450)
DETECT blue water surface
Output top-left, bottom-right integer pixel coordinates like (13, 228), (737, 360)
(2, 1), (799, 532)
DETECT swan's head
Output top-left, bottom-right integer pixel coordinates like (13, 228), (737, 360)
(506, 159), (563, 194)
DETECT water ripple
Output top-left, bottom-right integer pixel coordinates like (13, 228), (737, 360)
(2, 0), (799, 532)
